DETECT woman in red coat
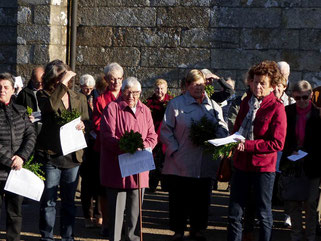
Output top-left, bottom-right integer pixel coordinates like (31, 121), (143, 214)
(227, 61), (287, 241)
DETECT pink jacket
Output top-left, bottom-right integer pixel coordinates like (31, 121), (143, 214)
(233, 92), (287, 172)
(100, 98), (158, 189)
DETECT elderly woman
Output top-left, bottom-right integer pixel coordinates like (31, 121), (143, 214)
(78, 74), (101, 228)
(279, 80), (321, 241)
(0, 72), (36, 241)
(100, 77), (157, 241)
(36, 60), (89, 241)
(92, 62), (124, 235)
(160, 69), (228, 241)
(145, 78), (172, 192)
(227, 61), (287, 241)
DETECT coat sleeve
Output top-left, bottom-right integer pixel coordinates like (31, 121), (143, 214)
(15, 111), (36, 161)
(160, 101), (179, 157)
(244, 104), (287, 154)
(143, 107), (158, 150)
(92, 96), (103, 132)
(212, 100), (229, 138)
(100, 102), (121, 154)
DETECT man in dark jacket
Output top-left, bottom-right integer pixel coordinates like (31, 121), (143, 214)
(0, 72), (36, 241)
(16, 66), (44, 133)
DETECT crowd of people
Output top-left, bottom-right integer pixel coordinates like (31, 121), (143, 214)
(0, 59), (320, 241)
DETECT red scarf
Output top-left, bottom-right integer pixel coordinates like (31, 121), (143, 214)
(296, 101), (312, 146)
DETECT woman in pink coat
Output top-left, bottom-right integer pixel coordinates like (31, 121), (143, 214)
(100, 77), (157, 241)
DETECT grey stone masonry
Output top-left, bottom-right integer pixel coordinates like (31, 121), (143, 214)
(1, 0), (321, 91)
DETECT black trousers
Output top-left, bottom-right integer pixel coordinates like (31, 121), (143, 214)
(166, 175), (212, 234)
(0, 181), (24, 241)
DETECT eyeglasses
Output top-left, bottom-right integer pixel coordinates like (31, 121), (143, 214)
(124, 91), (140, 97)
(294, 95), (309, 101)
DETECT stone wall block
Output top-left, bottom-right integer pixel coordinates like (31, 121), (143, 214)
(211, 49), (280, 69)
(181, 28), (239, 48)
(79, 0), (150, 7)
(33, 44), (50, 64)
(0, 27), (17, 44)
(281, 50), (321, 71)
(180, 0), (210, 7)
(150, 0), (178, 6)
(236, 0), (300, 8)
(50, 5), (68, 26)
(0, 46), (16, 64)
(157, 7), (210, 27)
(113, 27), (180, 47)
(211, 7), (281, 28)
(77, 26), (113, 47)
(18, 0), (50, 5)
(240, 29), (299, 49)
(133, 67), (180, 87)
(79, 7), (156, 27)
(303, 72), (321, 87)
(0, 8), (17, 26)
(141, 47), (210, 68)
(283, 8), (321, 29)
(211, 0), (240, 7)
(34, 5), (50, 24)
(17, 45), (32, 64)
(77, 46), (140, 66)
(49, 44), (66, 61)
(17, 25), (51, 44)
(300, 30), (321, 51)
(17, 6), (32, 24)
(301, 0), (321, 7)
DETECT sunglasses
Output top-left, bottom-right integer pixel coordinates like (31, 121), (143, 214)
(294, 95), (309, 101)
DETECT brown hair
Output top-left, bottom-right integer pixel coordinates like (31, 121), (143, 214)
(247, 60), (283, 88)
(43, 59), (72, 94)
(95, 74), (108, 94)
(185, 69), (205, 86)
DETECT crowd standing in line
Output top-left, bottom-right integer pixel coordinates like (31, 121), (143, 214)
(0, 58), (321, 241)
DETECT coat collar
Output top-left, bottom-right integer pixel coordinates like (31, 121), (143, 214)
(184, 91), (211, 106)
(118, 97), (144, 114)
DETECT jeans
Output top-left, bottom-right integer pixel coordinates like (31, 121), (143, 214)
(227, 169), (275, 241)
(0, 181), (24, 241)
(39, 164), (79, 241)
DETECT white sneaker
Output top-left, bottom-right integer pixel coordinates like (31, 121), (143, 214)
(284, 214), (291, 227)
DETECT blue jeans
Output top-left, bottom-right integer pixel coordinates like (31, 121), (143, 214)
(39, 164), (79, 241)
(227, 169), (276, 241)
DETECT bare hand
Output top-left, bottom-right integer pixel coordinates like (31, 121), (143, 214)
(11, 155), (24, 170)
(61, 71), (76, 86)
(29, 115), (35, 122)
(236, 140), (246, 152)
(76, 120), (85, 131)
(205, 73), (220, 85)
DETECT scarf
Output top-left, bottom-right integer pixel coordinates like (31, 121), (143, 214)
(238, 95), (261, 140)
(296, 101), (312, 147)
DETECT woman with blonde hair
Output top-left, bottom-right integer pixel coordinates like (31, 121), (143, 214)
(161, 69), (228, 241)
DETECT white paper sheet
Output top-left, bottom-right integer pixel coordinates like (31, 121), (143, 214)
(287, 150), (308, 162)
(4, 168), (44, 201)
(60, 117), (87, 156)
(118, 148), (155, 178)
(14, 76), (23, 88)
(207, 132), (245, 147)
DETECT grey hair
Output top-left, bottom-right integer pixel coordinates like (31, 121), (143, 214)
(277, 61), (290, 79)
(292, 80), (312, 94)
(0, 72), (15, 88)
(79, 74), (95, 87)
(121, 77), (141, 91)
(103, 62), (123, 77)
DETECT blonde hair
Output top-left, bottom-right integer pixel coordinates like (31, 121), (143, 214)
(292, 80), (312, 94)
(186, 69), (205, 86)
(155, 78), (167, 88)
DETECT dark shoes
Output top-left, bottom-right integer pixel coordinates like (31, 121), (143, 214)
(190, 231), (207, 241)
(171, 232), (184, 241)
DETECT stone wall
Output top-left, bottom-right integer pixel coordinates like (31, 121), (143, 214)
(0, 0), (68, 82)
(76, 0), (321, 94)
(1, 0), (321, 93)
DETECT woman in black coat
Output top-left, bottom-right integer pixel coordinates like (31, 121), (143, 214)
(0, 72), (36, 241)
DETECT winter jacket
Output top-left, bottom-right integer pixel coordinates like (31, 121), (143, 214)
(0, 101), (36, 180)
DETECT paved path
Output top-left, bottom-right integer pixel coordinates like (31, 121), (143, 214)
(0, 183), (319, 241)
